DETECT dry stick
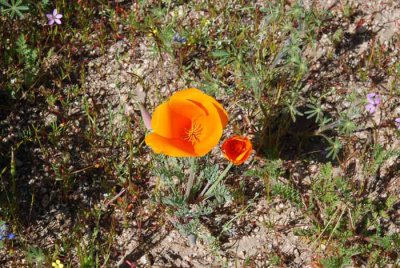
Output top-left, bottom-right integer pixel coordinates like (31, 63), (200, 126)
(326, 206), (346, 250)
(104, 188), (127, 208)
(71, 164), (97, 174)
(348, 207), (355, 230)
(327, 0), (340, 11)
(312, 206), (340, 248)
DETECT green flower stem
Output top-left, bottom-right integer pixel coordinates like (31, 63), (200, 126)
(314, 120), (341, 135)
(184, 158), (196, 200)
(203, 163), (233, 197)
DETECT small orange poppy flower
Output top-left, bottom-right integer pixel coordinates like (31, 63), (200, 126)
(145, 88), (228, 157)
(221, 135), (252, 165)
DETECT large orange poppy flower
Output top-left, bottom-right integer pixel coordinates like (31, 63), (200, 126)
(221, 135), (252, 165)
(145, 88), (228, 157)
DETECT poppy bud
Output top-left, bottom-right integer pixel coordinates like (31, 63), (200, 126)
(221, 136), (252, 165)
(139, 103), (152, 131)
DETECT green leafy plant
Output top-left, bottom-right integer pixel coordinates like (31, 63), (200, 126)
(15, 34), (39, 88)
(305, 100), (324, 123)
(325, 137), (342, 160)
(26, 247), (46, 267)
(0, 0), (29, 19)
(152, 157), (234, 241)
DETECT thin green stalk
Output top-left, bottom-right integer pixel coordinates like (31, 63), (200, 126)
(221, 201), (253, 234)
(184, 158), (196, 200)
(203, 163), (233, 197)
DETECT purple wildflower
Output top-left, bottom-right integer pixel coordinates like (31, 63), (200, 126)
(173, 33), (187, 44)
(7, 233), (15, 240)
(365, 103), (376, 114)
(46, 9), (62, 25)
(395, 118), (400, 130)
(0, 223), (15, 241)
(367, 93), (381, 105)
(365, 93), (380, 114)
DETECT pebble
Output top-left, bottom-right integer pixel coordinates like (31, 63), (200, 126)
(183, 256), (192, 262)
(44, 113), (57, 126)
(139, 254), (150, 265)
(309, 164), (318, 173)
(290, 211), (296, 219)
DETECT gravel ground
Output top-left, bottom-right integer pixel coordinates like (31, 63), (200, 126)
(1, 0), (399, 267)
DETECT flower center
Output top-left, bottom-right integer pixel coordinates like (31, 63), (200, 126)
(230, 141), (245, 153)
(183, 120), (203, 145)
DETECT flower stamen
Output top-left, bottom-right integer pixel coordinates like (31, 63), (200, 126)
(183, 121), (203, 145)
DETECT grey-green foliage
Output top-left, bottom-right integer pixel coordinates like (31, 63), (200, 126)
(152, 157), (232, 237)
(26, 247), (46, 267)
(272, 183), (302, 207)
(305, 98), (324, 123)
(321, 255), (351, 268)
(325, 137), (342, 160)
(311, 163), (345, 209)
(199, 164), (232, 204)
(367, 144), (399, 175)
(41, 0), (48, 7)
(247, 160), (302, 207)
(175, 218), (201, 237)
(16, 34), (39, 87)
(0, 0), (29, 19)
(338, 117), (356, 135)
(245, 159), (283, 180)
(285, 90), (304, 123)
(260, 1), (281, 24)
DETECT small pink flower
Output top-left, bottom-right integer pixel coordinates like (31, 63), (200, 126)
(395, 118), (400, 130)
(47, 9), (62, 25)
(367, 93), (380, 105)
(365, 93), (380, 114)
(365, 103), (376, 114)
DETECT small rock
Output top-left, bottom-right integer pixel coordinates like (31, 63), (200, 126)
(309, 164), (318, 173)
(139, 254), (150, 265)
(175, 259), (182, 266)
(44, 113), (57, 127)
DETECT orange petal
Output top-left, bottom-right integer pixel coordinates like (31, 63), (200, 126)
(221, 136), (252, 165)
(172, 88), (228, 127)
(193, 113), (223, 156)
(151, 101), (190, 139)
(148, 88), (229, 157)
(145, 133), (195, 157)
(168, 97), (208, 120)
(213, 102), (228, 128)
